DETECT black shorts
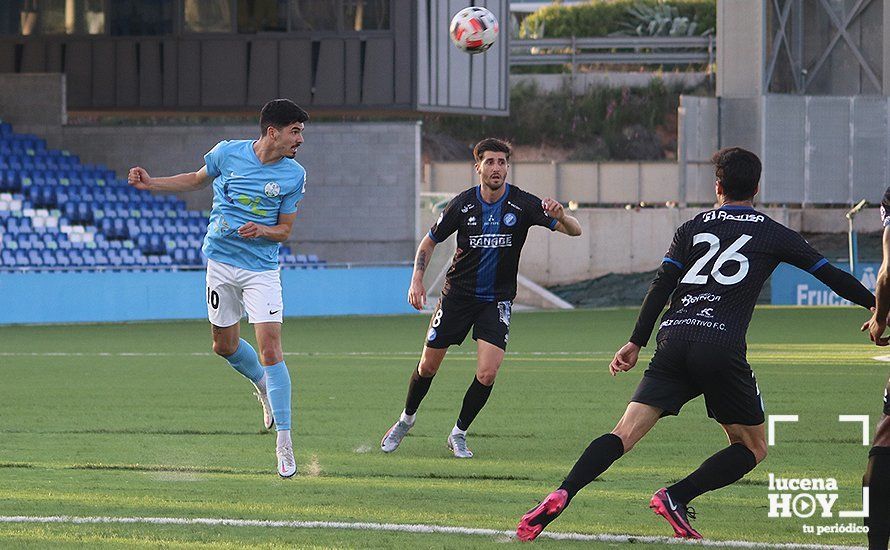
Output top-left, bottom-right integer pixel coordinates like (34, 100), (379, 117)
(630, 339), (765, 426)
(424, 294), (511, 351)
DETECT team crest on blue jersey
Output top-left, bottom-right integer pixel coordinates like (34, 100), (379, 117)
(503, 212), (517, 227)
(264, 182), (280, 197)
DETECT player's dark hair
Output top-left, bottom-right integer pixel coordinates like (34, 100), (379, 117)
(473, 138), (512, 163)
(260, 99), (309, 136)
(712, 147), (761, 201)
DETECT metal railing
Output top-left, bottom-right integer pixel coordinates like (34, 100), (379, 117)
(510, 35), (715, 71)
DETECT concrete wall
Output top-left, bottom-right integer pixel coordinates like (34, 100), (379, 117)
(0, 74), (420, 263)
(0, 73), (66, 128)
(425, 161), (680, 205)
(515, 206), (882, 286)
(717, 0), (764, 98)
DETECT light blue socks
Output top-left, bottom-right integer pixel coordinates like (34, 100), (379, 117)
(264, 361), (292, 431)
(224, 339), (265, 385)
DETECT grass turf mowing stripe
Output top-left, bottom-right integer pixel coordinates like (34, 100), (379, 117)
(0, 515), (866, 549)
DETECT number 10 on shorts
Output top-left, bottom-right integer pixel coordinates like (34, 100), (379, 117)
(207, 286), (220, 310)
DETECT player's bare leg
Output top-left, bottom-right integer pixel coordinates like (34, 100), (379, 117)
(381, 345), (448, 453)
(211, 323), (240, 356)
(866, 414), (890, 549)
(255, 321), (295, 477)
(518, 403), (660, 541)
(447, 340), (504, 458)
(652, 423), (764, 540)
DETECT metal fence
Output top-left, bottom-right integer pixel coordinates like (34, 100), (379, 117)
(510, 35), (715, 72)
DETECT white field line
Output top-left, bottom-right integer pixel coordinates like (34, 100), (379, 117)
(0, 351), (610, 358)
(0, 515), (866, 549)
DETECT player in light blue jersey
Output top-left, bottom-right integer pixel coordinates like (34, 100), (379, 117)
(127, 99), (309, 478)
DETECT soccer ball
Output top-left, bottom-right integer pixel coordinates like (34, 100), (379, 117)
(449, 7), (499, 54)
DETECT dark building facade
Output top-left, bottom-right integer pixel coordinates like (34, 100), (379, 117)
(0, 0), (508, 114)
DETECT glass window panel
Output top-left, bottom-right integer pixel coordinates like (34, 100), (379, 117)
(238, 0), (287, 33)
(289, 0), (339, 31)
(0, 1), (25, 35)
(20, 1), (39, 35)
(344, 0), (388, 31)
(38, 0), (105, 35)
(111, 0), (174, 36)
(40, 0), (67, 34)
(183, 0), (232, 33)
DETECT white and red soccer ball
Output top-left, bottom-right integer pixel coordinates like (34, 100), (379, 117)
(450, 7), (499, 54)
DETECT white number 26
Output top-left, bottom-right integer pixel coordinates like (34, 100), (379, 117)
(680, 233), (752, 286)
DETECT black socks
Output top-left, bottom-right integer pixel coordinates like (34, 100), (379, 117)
(865, 446), (890, 550)
(404, 364), (434, 416)
(559, 433), (625, 502)
(456, 376), (494, 431)
(667, 443), (757, 505)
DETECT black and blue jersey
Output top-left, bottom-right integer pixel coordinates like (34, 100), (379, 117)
(631, 205), (859, 352)
(429, 183), (558, 302)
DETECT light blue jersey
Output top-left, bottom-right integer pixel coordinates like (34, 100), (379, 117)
(201, 140), (306, 271)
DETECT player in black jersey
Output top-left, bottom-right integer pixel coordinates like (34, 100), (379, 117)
(380, 138), (582, 458)
(517, 147), (875, 541)
(858, 187), (890, 550)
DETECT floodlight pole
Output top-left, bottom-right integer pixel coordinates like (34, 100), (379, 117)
(846, 199), (867, 273)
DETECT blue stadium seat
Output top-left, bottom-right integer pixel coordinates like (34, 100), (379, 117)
(28, 250), (42, 266)
(0, 122), (213, 272)
(41, 250), (56, 267)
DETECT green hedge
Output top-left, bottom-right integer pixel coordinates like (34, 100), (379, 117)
(426, 79), (692, 160)
(519, 0), (716, 38)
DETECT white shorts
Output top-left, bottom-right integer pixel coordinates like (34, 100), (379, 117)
(205, 259), (284, 327)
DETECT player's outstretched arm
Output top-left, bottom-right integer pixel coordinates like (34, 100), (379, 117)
(627, 261), (683, 347)
(542, 198), (582, 236)
(811, 262), (875, 311)
(407, 235), (437, 310)
(862, 226), (890, 345)
(128, 166), (212, 192)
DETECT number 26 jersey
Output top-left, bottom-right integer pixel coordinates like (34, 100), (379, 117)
(657, 205), (826, 351)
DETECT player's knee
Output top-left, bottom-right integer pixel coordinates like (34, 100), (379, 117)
(609, 430), (636, 453)
(745, 439), (768, 464)
(417, 360), (440, 377)
(259, 348), (283, 366)
(476, 369), (498, 386)
(212, 340), (238, 357)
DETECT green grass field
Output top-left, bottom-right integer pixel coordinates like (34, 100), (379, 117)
(0, 307), (884, 549)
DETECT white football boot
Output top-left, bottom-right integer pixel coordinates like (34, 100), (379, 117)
(380, 419), (414, 453)
(254, 389), (274, 430)
(276, 444), (297, 478)
(447, 432), (473, 458)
